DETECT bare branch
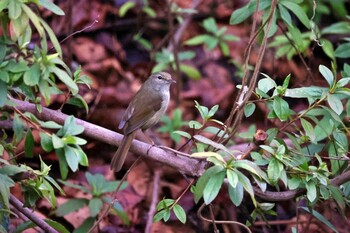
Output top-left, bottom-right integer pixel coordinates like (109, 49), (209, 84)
(5, 98), (206, 176)
(10, 194), (58, 233)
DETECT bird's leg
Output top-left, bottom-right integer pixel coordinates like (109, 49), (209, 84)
(157, 145), (190, 157)
(141, 129), (157, 155)
(140, 129), (155, 145)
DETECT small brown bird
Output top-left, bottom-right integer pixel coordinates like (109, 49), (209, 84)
(111, 72), (175, 172)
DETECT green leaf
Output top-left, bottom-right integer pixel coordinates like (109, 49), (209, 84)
(305, 181), (317, 202)
(173, 204), (186, 224)
(179, 64), (201, 80)
(0, 70), (10, 83)
(39, 0), (65, 15)
(40, 120), (62, 129)
(156, 199), (174, 211)
(203, 126), (227, 138)
(0, 0), (9, 12)
(75, 147), (89, 167)
(223, 34), (239, 42)
(73, 217), (95, 233)
(64, 145), (79, 172)
(0, 174), (15, 208)
(278, 4), (292, 26)
(300, 207), (339, 233)
(55, 198), (89, 216)
(188, 120), (202, 129)
(288, 177), (301, 190)
(88, 198), (103, 217)
(67, 95), (89, 114)
(24, 130), (34, 158)
(204, 37), (219, 50)
(207, 105), (218, 118)
(319, 65), (334, 87)
(258, 75), (277, 93)
(328, 185), (345, 210)
(235, 169), (254, 198)
(280, 1), (310, 29)
(172, 130), (191, 139)
(112, 201), (130, 225)
(267, 158), (283, 185)
(0, 164), (27, 176)
(233, 160), (267, 180)
(52, 134), (64, 149)
(119, 2), (136, 17)
(194, 165), (224, 203)
(202, 17), (218, 34)
(45, 176), (65, 195)
(142, 6), (156, 18)
(100, 180), (127, 193)
(228, 182), (243, 206)
(56, 148), (69, 179)
(273, 96), (289, 121)
(194, 100), (208, 120)
(49, 66), (79, 95)
(226, 169), (238, 188)
(219, 42), (230, 56)
(8, 0), (22, 19)
(321, 39), (335, 60)
(179, 51), (196, 60)
(335, 43), (350, 58)
(58, 179), (90, 193)
(336, 78), (350, 88)
(21, 4), (44, 37)
(40, 132), (53, 152)
(322, 22), (350, 34)
(230, 2), (253, 25)
(184, 35), (213, 46)
(14, 219), (70, 233)
(203, 170), (225, 204)
(244, 103), (256, 117)
(327, 94), (343, 115)
(0, 81), (7, 107)
(193, 135), (232, 155)
(57, 116), (84, 136)
(153, 209), (168, 222)
(300, 118), (315, 142)
(23, 63), (40, 86)
(13, 113), (24, 143)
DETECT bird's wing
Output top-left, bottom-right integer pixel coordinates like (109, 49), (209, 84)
(120, 92), (162, 134)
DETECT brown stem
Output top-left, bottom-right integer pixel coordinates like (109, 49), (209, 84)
(4, 98), (206, 177)
(145, 169), (162, 233)
(10, 194), (58, 233)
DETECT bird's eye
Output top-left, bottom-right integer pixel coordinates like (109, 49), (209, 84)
(157, 75), (162, 80)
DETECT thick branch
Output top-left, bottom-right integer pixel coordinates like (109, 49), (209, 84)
(254, 170), (350, 201)
(10, 194), (58, 233)
(5, 99), (350, 201)
(5, 99), (206, 176)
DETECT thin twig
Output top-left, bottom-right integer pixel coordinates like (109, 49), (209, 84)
(209, 204), (219, 233)
(145, 169), (162, 233)
(197, 203), (252, 233)
(223, 0), (278, 145)
(87, 156), (142, 233)
(276, 21), (314, 80)
(10, 194), (58, 233)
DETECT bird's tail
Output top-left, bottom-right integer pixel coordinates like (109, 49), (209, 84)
(111, 132), (135, 172)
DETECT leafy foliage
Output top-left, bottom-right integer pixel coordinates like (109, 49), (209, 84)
(184, 17), (239, 56)
(56, 172), (128, 231)
(1, 0), (350, 232)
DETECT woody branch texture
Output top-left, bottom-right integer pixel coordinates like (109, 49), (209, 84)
(5, 98), (350, 202)
(6, 98), (206, 176)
